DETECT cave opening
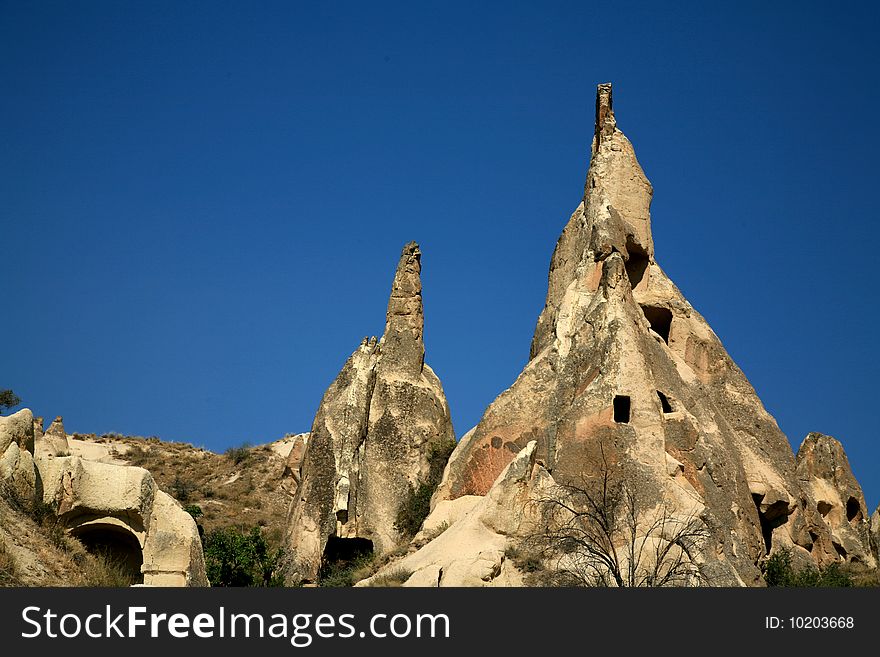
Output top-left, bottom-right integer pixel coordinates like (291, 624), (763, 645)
(641, 305), (673, 344)
(657, 391), (674, 414)
(624, 238), (649, 290)
(846, 497), (861, 523)
(613, 395), (631, 424)
(323, 535), (374, 563)
(70, 524), (144, 585)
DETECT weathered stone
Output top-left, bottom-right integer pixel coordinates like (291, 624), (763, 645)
(35, 414), (71, 458)
(36, 451), (208, 586)
(872, 505), (880, 557)
(46, 416), (66, 438)
(428, 83), (850, 585)
(794, 433), (875, 568)
(285, 242), (455, 584)
(358, 442), (550, 587)
(0, 409), (37, 506)
(280, 432), (310, 493)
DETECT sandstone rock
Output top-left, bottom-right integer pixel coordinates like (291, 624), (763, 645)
(46, 416), (66, 438)
(872, 505), (879, 556)
(0, 409), (37, 506)
(280, 432), (310, 493)
(35, 414), (71, 458)
(358, 441), (551, 587)
(794, 433), (875, 568)
(430, 83), (836, 585)
(413, 494), (482, 547)
(36, 452), (208, 586)
(285, 242), (455, 584)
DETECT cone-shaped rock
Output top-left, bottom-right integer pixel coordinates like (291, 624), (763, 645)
(432, 83), (873, 584)
(795, 433), (875, 567)
(285, 242), (454, 584)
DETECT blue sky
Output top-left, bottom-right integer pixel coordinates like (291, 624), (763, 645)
(2, 1), (878, 509)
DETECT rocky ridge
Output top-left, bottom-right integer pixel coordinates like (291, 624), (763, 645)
(361, 83), (877, 586)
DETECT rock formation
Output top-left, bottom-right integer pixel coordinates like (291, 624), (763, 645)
(2, 408), (208, 586)
(390, 83), (876, 586)
(35, 415), (71, 458)
(281, 432), (310, 493)
(0, 409), (38, 506)
(37, 452), (209, 586)
(795, 433), (874, 566)
(285, 242), (455, 584)
(358, 441), (550, 587)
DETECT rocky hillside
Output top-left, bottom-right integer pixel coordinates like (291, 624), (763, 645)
(63, 428), (304, 547)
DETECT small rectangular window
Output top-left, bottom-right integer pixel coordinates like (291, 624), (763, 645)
(613, 395), (631, 423)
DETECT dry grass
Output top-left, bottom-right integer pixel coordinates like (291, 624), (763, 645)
(72, 434), (293, 551)
(0, 538), (20, 586)
(78, 551), (138, 587)
(365, 567), (413, 587)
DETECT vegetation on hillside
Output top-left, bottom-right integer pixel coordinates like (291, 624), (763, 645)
(394, 438), (456, 539)
(0, 389), (20, 414)
(202, 525), (284, 587)
(763, 548), (860, 587)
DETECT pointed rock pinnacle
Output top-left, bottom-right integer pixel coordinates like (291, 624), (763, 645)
(380, 241), (425, 375)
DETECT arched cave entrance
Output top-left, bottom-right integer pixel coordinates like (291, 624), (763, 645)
(69, 523), (144, 585)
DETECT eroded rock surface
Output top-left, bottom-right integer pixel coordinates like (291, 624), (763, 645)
(37, 451), (208, 586)
(0, 409), (37, 505)
(426, 83), (872, 585)
(285, 242), (455, 584)
(795, 433), (875, 568)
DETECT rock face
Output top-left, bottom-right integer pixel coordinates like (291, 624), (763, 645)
(795, 433), (875, 567)
(285, 242), (455, 584)
(35, 415), (71, 458)
(0, 409), (38, 505)
(280, 432), (310, 492)
(37, 451), (209, 586)
(359, 442), (551, 587)
(426, 83), (873, 585)
(2, 408), (208, 586)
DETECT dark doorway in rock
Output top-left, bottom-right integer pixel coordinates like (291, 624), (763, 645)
(320, 536), (374, 585)
(641, 305), (673, 344)
(613, 395), (631, 424)
(70, 524), (144, 585)
(657, 391), (673, 414)
(846, 497), (861, 523)
(752, 494), (789, 554)
(323, 536), (373, 565)
(624, 238), (649, 290)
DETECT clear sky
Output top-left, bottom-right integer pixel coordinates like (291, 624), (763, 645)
(2, 1), (878, 509)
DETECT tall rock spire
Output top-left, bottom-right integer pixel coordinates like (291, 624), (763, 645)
(284, 243), (454, 584)
(424, 83), (875, 586)
(379, 241), (425, 377)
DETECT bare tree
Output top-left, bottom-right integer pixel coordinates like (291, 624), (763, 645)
(518, 448), (709, 587)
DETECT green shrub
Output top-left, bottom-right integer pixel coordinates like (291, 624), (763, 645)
(394, 438), (456, 539)
(203, 526), (283, 587)
(225, 443), (253, 465)
(183, 505), (203, 519)
(764, 549), (853, 587)
(170, 475), (194, 502)
(0, 389), (21, 414)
